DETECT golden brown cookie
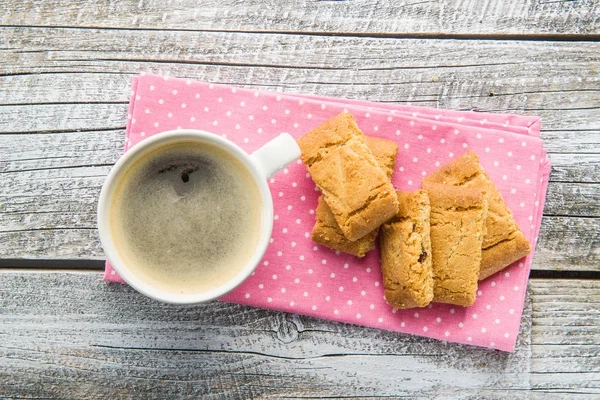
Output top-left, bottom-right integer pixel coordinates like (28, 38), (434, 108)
(298, 113), (399, 241)
(380, 190), (433, 309)
(424, 182), (487, 307)
(423, 150), (530, 280)
(311, 136), (398, 257)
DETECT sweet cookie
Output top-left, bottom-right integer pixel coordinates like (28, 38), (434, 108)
(380, 190), (433, 309)
(423, 151), (530, 280)
(424, 182), (487, 306)
(298, 112), (399, 241)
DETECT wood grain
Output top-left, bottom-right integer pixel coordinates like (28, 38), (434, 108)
(1, 271), (598, 397)
(1, 0), (599, 36)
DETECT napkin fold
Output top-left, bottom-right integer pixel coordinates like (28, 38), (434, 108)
(105, 73), (551, 352)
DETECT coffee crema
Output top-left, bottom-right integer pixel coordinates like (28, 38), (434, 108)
(110, 141), (263, 294)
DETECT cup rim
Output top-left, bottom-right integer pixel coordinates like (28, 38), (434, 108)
(98, 129), (273, 304)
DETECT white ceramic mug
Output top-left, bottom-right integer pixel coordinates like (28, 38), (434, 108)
(97, 129), (301, 304)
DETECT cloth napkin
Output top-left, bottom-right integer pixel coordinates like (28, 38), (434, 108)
(105, 73), (551, 352)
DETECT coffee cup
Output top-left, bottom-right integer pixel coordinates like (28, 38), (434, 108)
(98, 129), (301, 304)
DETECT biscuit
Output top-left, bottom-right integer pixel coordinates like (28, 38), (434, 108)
(380, 190), (433, 309)
(313, 197), (379, 257)
(424, 182), (487, 307)
(311, 136), (398, 257)
(423, 151), (531, 280)
(298, 113), (399, 241)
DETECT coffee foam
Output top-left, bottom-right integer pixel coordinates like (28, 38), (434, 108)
(110, 141), (263, 294)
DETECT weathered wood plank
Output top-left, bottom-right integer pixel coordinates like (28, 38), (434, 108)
(530, 279), (600, 394)
(1, 30), (599, 131)
(0, 130), (598, 269)
(1, 272), (598, 397)
(1, 0), (599, 36)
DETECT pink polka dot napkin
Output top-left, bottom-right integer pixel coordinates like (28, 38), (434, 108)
(105, 73), (551, 352)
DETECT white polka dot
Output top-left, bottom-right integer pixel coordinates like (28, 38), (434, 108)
(303, 292), (308, 297)
(509, 309), (515, 314)
(459, 322), (464, 328)
(313, 246), (318, 251)
(254, 92), (259, 97)
(508, 151), (513, 157)
(334, 309), (339, 315)
(347, 300), (353, 305)
(511, 188), (517, 194)
(378, 317), (384, 323)
(514, 286), (519, 291)
(477, 290), (483, 296)
(304, 232), (310, 238)
(410, 121), (415, 126)
(436, 317), (442, 323)
(308, 269), (313, 274)
(413, 157), (418, 163)
(172, 89), (178, 95)
(472, 313), (478, 319)
(267, 297), (272, 303)
(404, 143), (409, 149)
(481, 327), (487, 333)
(373, 126), (379, 132)
(423, 326), (428, 332)
(516, 165), (522, 170)
(325, 296), (330, 301)
(212, 120), (218, 126)
(190, 116), (196, 122)
(530, 155), (536, 161)
(375, 281), (379, 287)
(153, 122), (159, 128)
(500, 295), (505, 301)
(167, 112), (173, 118)
(408, 180), (413, 186)
(499, 138), (505, 143)
(258, 284), (264, 289)
(272, 274), (277, 280)
(449, 153), (454, 158)
(366, 268), (371, 273)
(450, 308), (455, 314)
(339, 286), (344, 292)
(485, 147), (490, 153)
(396, 130), (401, 135)
(317, 282), (322, 288)
(181, 103), (187, 108)
(293, 123), (299, 128)
(282, 228), (288, 234)
(417, 134), (423, 140)
(295, 219), (301, 224)
(361, 290), (366, 296)
(352, 277), (357, 283)
(309, 209), (314, 214)
(495, 319), (500, 324)
(426, 148), (432, 153)
(356, 313), (361, 319)
(445, 331), (450, 337)
(290, 301), (295, 306)
(240, 101), (245, 107)
(401, 322), (405, 327)
(204, 107), (209, 112)
(414, 312), (419, 318)
(432, 126), (437, 131)
(504, 332), (510, 338)
(195, 93), (200, 99)
(467, 337), (472, 342)
(249, 115), (254, 120)
(307, 113), (312, 119)
(287, 205), (292, 210)
(277, 251), (282, 257)
(502, 175), (507, 180)
(462, 143), (468, 148)
(344, 263), (349, 269)
(440, 138), (445, 144)
(271, 119), (276, 124)
(158, 99), (164, 104)
(486, 304), (491, 310)
(291, 242), (297, 247)
(140, 132), (146, 137)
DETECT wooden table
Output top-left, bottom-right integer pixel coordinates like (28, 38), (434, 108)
(1, 1), (599, 398)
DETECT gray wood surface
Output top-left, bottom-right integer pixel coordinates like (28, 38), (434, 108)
(1, 271), (598, 398)
(1, 1), (599, 398)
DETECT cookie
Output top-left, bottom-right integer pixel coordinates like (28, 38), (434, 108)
(311, 136), (398, 257)
(298, 112), (399, 241)
(423, 150), (530, 280)
(424, 182), (487, 306)
(380, 190), (433, 309)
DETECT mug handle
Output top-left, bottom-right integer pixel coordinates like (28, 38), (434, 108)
(250, 133), (302, 179)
